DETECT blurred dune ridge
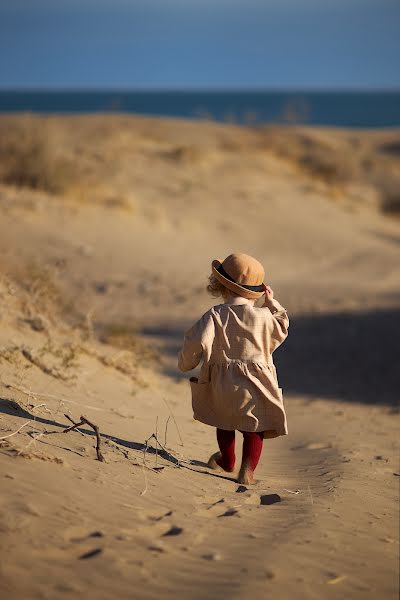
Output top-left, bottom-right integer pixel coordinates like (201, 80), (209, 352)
(0, 115), (399, 214)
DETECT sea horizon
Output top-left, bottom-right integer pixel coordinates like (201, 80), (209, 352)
(1, 89), (399, 128)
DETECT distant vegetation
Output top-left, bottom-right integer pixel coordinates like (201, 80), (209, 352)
(261, 126), (400, 215)
(0, 115), (74, 193)
(0, 114), (399, 215)
(0, 115), (133, 208)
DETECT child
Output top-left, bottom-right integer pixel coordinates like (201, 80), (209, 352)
(178, 252), (289, 485)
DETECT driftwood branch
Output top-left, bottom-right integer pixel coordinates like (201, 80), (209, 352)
(63, 414), (104, 462)
(64, 414), (88, 437)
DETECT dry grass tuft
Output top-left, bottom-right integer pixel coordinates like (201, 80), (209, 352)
(66, 182), (135, 210)
(12, 260), (77, 327)
(261, 128), (360, 184)
(261, 127), (400, 215)
(371, 174), (400, 215)
(0, 116), (74, 193)
(0, 271), (152, 387)
(0, 115), (137, 208)
(157, 145), (206, 164)
(95, 321), (157, 361)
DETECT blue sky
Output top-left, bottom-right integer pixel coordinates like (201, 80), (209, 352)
(0, 0), (399, 89)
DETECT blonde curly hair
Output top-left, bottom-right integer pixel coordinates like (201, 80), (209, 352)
(206, 274), (239, 299)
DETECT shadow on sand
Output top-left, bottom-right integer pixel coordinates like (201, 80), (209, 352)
(143, 307), (400, 407)
(0, 398), (237, 483)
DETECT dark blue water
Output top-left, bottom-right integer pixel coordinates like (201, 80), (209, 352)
(0, 90), (399, 128)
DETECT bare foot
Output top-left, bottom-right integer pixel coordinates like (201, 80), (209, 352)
(207, 451), (223, 471)
(237, 465), (256, 485)
(207, 452), (235, 473)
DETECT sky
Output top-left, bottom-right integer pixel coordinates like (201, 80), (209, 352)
(0, 0), (399, 90)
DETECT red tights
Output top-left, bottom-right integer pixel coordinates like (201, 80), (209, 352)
(216, 428), (264, 473)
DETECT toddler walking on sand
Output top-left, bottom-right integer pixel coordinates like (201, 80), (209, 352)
(178, 253), (289, 485)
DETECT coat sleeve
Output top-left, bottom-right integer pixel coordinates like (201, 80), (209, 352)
(178, 311), (215, 372)
(266, 298), (289, 352)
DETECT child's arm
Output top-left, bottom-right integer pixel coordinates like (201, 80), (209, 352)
(262, 285), (289, 351)
(178, 312), (215, 372)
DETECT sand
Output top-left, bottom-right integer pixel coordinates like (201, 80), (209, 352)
(0, 115), (399, 599)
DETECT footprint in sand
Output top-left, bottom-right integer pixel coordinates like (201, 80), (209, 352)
(291, 442), (332, 451)
(236, 487), (282, 507)
(162, 525), (183, 536)
(243, 493), (261, 506)
(131, 512), (183, 543)
(148, 541), (167, 553)
(60, 530), (105, 560)
(65, 528), (105, 543)
(146, 525), (183, 554)
(64, 531), (106, 561)
(260, 494), (281, 505)
(196, 495), (225, 506)
(74, 531), (104, 542)
(236, 485), (248, 493)
(195, 498), (227, 517)
(239, 492), (282, 506)
(197, 491), (282, 515)
(218, 508), (239, 517)
(307, 442), (332, 450)
(202, 552), (222, 561)
(79, 548), (103, 560)
(151, 510), (173, 521)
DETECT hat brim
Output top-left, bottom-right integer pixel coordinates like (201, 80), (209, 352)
(211, 259), (265, 300)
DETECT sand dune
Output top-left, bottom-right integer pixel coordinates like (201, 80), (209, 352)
(0, 115), (399, 599)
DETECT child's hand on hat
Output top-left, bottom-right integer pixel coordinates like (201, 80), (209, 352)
(262, 284), (275, 306)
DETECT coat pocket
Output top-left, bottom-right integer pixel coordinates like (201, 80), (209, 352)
(189, 377), (211, 419)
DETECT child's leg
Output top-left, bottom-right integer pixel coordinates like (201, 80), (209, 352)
(238, 431), (264, 485)
(208, 428), (236, 472)
(216, 428), (236, 471)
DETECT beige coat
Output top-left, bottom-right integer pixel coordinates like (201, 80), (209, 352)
(178, 299), (289, 438)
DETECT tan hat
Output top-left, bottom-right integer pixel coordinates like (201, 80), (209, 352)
(211, 253), (266, 299)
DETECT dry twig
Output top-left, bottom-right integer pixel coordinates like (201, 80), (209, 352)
(19, 430), (46, 454)
(0, 380), (110, 413)
(31, 403), (51, 413)
(155, 416), (159, 468)
(164, 415), (171, 447)
(140, 439), (149, 496)
(64, 414), (88, 437)
(307, 484), (314, 506)
(142, 432), (193, 468)
(0, 420), (31, 440)
(162, 396), (184, 446)
(63, 414), (104, 461)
